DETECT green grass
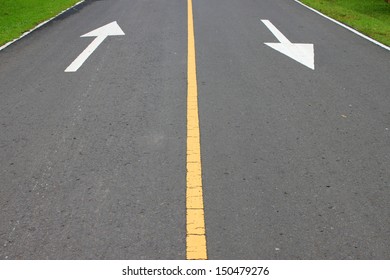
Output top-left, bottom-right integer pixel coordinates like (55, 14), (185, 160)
(0, 0), (80, 46)
(300, 0), (390, 46)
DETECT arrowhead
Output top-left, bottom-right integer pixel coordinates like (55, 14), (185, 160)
(265, 43), (315, 70)
(81, 21), (125, 38)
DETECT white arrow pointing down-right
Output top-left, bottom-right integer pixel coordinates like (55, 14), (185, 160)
(261, 19), (314, 70)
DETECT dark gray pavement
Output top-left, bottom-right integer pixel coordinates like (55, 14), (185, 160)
(1, 0), (389, 259)
(195, 0), (390, 259)
(0, 0), (187, 259)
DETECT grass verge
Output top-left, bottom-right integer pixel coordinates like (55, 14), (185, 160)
(300, 0), (390, 46)
(0, 0), (81, 47)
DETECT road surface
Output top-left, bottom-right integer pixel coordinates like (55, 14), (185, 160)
(0, 0), (389, 259)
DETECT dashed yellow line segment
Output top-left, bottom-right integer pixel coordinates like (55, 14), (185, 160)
(186, 0), (207, 260)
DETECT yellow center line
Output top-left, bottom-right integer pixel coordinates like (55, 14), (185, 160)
(186, 0), (207, 260)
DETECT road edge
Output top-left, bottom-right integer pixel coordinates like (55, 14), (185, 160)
(294, 0), (390, 51)
(0, 0), (85, 52)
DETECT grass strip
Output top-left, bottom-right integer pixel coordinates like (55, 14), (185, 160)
(300, 0), (390, 46)
(0, 0), (80, 46)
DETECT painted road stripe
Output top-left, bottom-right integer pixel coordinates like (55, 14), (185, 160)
(186, 0), (207, 260)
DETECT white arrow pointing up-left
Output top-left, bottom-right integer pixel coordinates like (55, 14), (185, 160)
(65, 21), (125, 72)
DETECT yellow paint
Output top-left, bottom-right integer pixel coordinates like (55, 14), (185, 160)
(187, 209), (205, 234)
(187, 235), (207, 260)
(186, 0), (207, 260)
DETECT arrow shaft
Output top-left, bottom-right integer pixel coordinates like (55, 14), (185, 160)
(65, 35), (107, 72)
(261, 20), (291, 44)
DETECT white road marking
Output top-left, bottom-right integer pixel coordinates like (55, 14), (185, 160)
(65, 21), (125, 73)
(261, 19), (315, 70)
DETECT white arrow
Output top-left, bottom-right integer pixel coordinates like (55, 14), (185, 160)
(65, 21), (125, 72)
(261, 19), (314, 70)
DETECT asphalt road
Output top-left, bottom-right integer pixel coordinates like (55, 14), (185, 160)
(0, 0), (389, 259)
